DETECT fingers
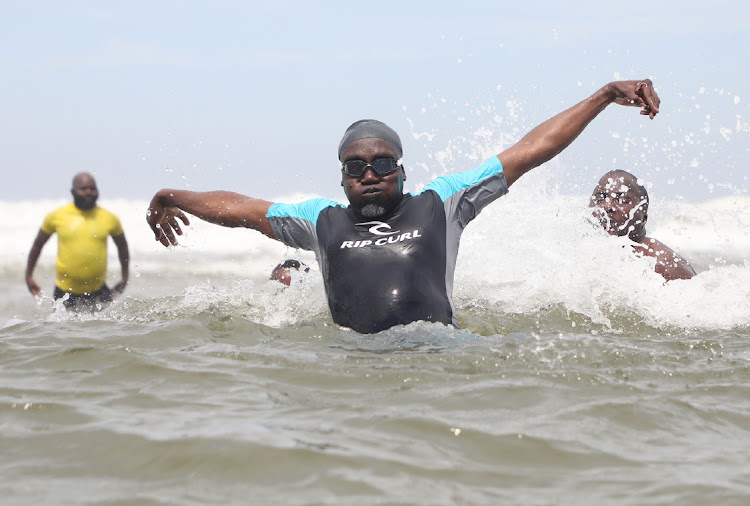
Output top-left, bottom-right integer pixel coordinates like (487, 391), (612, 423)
(149, 221), (170, 246)
(177, 212), (190, 227)
(634, 79), (660, 119)
(155, 223), (179, 247)
(148, 207), (189, 247)
(168, 212), (189, 236)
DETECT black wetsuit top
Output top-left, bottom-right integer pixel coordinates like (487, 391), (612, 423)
(267, 157), (508, 333)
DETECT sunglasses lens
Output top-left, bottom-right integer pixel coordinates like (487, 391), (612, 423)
(341, 158), (398, 177)
(370, 158), (398, 175)
(342, 160), (367, 177)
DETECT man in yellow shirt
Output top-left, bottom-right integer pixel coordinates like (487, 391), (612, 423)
(25, 173), (130, 310)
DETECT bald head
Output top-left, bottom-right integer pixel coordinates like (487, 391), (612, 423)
(597, 170), (648, 203)
(72, 172), (96, 188)
(71, 172), (99, 210)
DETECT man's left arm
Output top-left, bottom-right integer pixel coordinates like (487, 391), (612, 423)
(498, 80), (660, 187)
(111, 233), (129, 294)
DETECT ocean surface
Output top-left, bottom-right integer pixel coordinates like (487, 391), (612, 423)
(2, 181), (749, 505)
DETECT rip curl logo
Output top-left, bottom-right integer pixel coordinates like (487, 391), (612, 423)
(355, 221), (400, 236)
(341, 221), (422, 249)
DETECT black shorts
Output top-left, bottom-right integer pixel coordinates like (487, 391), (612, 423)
(53, 285), (113, 311)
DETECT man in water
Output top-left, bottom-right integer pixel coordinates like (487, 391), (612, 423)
(26, 172), (130, 310)
(148, 79), (660, 333)
(270, 259), (310, 286)
(590, 170), (695, 281)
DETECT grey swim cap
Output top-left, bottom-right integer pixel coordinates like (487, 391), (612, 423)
(338, 119), (403, 161)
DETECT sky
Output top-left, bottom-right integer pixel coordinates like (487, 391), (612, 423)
(2, 0), (749, 203)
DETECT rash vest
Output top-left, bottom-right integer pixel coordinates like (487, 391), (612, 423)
(267, 156), (508, 333)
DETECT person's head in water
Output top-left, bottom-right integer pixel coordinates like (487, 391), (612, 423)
(71, 172), (99, 211)
(589, 170), (649, 242)
(270, 259), (310, 287)
(338, 119), (406, 219)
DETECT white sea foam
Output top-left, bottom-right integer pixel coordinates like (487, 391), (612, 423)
(3, 176), (749, 331)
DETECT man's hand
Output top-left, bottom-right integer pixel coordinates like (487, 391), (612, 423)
(26, 277), (42, 296)
(610, 79), (660, 119)
(147, 196), (190, 247)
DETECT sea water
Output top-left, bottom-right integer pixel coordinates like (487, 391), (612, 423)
(1, 174), (749, 504)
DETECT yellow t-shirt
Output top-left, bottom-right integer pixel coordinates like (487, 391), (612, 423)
(41, 203), (123, 294)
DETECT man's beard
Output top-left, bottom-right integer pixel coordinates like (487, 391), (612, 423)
(358, 203), (387, 218)
(74, 195), (97, 210)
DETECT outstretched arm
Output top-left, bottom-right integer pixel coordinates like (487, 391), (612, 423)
(25, 229), (51, 296)
(499, 80), (660, 187)
(111, 233), (129, 294)
(147, 189), (276, 247)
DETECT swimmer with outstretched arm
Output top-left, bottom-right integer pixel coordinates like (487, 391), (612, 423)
(147, 79), (660, 333)
(590, 169), (695, 281)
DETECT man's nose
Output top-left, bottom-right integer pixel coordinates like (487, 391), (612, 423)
(360, 167), (380, 182)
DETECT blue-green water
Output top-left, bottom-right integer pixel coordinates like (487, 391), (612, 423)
(2, 192), (749, 504)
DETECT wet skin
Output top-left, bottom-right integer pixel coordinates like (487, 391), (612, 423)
(340, 138), (406, 218)
(589, 174), (647, 242)
(72, 173), (99, 210)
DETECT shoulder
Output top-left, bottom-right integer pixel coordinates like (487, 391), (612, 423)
(636, 237), (676, 258)
(268, 198), (345, 223)
(421, 157), (504, 201)
(49, 203), (75, 216)
(94, 205), (116, 217)
(636, 236), (696, 281)
(93, 206), (121, 223)
(91, 206), (124, 234)
(42, 203), (73, 225)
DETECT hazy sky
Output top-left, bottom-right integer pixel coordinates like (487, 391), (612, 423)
(2, 0), (749, 202)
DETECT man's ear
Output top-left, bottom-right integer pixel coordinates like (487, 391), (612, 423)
(400, 164), (406, 182)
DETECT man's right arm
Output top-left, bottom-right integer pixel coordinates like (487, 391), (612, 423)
(26, 229), (51, 295)
(147, 189), (276, 247)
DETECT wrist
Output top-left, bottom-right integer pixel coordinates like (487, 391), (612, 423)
(156, 189), (175, 207)
(598, 83), (617, 104)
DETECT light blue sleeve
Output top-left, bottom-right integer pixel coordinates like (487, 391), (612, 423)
(267, 198), (343, 225)
(267, 198), (345, 251)
(422, 156), (504, 202)
(422, 156), (508, 230)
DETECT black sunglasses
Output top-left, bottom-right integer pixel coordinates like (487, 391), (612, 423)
(341, 158), (400, 177)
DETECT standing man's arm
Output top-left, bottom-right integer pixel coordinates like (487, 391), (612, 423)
(111, 233), (130, 294)
(499, 80), (660, 187)
(25, 229), (52, 296)
(147, 189), (276, 247)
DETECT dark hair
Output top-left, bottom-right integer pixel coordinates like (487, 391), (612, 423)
(272, 260), (310, 273)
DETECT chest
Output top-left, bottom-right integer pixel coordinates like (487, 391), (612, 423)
(319, 193), (447, 266)
(55, 213), (110, 243)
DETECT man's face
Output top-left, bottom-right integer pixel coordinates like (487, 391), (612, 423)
(589, 175), (647, 241)
(340, 138), (406, 219)
(71, 175), (99, 210)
